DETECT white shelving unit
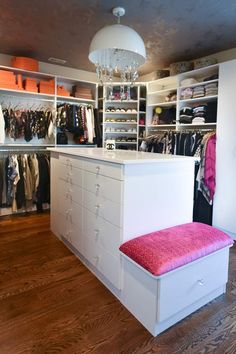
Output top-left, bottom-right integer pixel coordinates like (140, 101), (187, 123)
(146, 63), (219, 135)
(101, 83), (147, 151)
(0, 65), (98, 148)
(0, 65), (98, 217)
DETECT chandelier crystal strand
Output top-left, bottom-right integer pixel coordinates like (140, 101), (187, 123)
(88, 7), (146, 88)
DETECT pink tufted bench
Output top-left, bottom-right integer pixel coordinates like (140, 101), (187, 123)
(119, 222), (233, 336)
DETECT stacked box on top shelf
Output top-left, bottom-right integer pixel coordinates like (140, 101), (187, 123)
(0, 70), (22, 90)
(39, 79), (55, 94)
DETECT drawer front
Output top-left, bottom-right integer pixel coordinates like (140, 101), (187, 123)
(158, 249), (229, 322)
(65, 224), (84, 256)
(84, 190), (121, 227)
(59, 154), (83, 170)
(59, 164), (83, 187)
(84, 171), (122, 203)
(83, 159), (123, 180)
(51, 210), (66, 239)
(84, 235), (121, 289)
(84, 209), (121, 257)
(67, 201), (83, 230)
(57, 179), (83, 212)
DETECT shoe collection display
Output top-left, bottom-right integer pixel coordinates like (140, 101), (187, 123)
(106, 107), (137, 113)
(115, 137), (137, 142)
(105, 127), (137, 133)
(105, 118), (137, 123)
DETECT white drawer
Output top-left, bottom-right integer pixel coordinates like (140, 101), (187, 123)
(84, 190), (121, 227)
(57, 179), (83, 212)
(65, 223), (85, 256)
(59, 164), (83, 187)
(83, 159), (123, 180)
(158, 249), (229, 322)
(59, 154), (83, 170)
(84, 236), (121, 289)
(51, 210), (66, 239)
(84, 209), (121, 257)
(66, 201), (83, 229)
(84, 171), (122, 203)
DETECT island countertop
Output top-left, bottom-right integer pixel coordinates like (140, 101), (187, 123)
(48, 147), (195, 165)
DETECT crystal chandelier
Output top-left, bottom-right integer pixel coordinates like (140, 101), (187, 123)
(88, 7), (146, 86)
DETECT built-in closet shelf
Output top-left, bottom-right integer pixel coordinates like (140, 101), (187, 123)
(105, 122), (137, 125)
(180, 79), (218, 89)
(148, 101), (177, 107)
(105, 100), (138, 103)
(115, 141), (137, 144)
(178, 63), (219, 79)
(180, 95), (217, 104)
(56, 144), (96, 148)
(0, 64), (54, 79)
(104, 132), (137, 135)
(1, 144), (55, 147)
(148, 87), (177, 95)
(178, 122), (217, 128)
(104, 112), (137, 115)
(147, 124), (176, 128)
(57, 95), (95, 104)
(102, 83), (146, 150)
(0, 88), (55, 101)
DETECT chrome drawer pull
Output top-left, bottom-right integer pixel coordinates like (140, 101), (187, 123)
(96, 166), (100, 174)
(95, 183), (100, 190)
(197, 279), (204, 286)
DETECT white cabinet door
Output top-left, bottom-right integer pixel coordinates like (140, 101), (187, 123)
(213, 60), (236, 238)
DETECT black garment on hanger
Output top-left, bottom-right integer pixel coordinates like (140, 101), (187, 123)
(36, 155), (50, 212)
(16, 156), (26, 209)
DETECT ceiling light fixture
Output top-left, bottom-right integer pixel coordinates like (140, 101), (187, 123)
(88, 6), (146, 87)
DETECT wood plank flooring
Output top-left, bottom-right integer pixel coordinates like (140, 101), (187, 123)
(0, 212), (236, 354)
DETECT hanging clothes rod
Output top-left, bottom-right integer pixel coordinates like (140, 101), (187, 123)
(0, 146), (50, 153)
(0, 94), (55, 103)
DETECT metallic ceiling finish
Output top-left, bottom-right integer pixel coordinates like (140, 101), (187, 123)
(0, 0), (236, 75)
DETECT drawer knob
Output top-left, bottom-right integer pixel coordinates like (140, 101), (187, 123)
(95, 183), (100, 190)
(96, 166), (100, 174)
(94, 256), (100, 263)
(197, 279), (204, 286)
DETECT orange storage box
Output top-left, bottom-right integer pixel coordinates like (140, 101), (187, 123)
(11, 56), (39, 72)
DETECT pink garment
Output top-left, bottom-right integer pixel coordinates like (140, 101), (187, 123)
(119, 222), (233, 276)
(204, 134), (216, 201)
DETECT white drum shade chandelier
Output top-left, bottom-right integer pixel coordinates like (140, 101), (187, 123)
(88, 7), (146, 84)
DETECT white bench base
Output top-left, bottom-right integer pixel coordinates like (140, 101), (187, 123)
(120, 247), (230, 336)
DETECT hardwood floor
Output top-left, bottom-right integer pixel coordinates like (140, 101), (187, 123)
(0, 213), (236, 354)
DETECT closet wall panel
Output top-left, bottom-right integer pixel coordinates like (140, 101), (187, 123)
(213, 59), (236, 238)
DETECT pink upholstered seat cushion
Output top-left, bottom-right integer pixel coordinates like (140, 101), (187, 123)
(119, 222), (233, 276)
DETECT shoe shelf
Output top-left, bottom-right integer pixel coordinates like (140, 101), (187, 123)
(102, 83), (147, 150)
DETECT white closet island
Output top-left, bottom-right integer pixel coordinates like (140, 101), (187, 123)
(49, 148), (195, 295)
